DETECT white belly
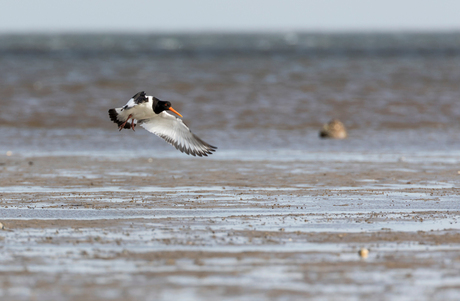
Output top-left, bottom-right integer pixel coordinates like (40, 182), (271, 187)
(125, 102), (156, 120)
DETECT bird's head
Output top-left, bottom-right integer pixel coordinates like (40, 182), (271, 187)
(153, 99), (183, 117)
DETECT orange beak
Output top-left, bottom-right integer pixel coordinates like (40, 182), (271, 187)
(168, 107), (183, 118)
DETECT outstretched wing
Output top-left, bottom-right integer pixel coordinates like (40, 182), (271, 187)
(139, 112), (217, 157)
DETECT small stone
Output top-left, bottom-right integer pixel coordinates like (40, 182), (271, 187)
(319, 119), (347, 139)
(358, 248), (369, 259)
(6, 151), (12, 156)
(0, 222), (4, 230)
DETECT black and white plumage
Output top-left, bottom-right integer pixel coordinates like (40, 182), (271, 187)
(109, 91), (217, 157)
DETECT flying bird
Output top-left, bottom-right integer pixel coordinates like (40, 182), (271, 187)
(108, 91), (217, 157)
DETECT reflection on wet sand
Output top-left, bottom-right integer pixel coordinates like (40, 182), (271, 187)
(1, 155), (460, 300)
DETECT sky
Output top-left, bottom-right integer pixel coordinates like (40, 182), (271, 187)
(1, 0), (460, 33)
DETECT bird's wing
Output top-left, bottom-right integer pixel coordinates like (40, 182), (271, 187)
(139, 111), (217, 157)
(121, 98), (137, 110)
(122, 91), (148, 110)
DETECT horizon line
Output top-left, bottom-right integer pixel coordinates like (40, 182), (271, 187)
(2, 28), (460, 35)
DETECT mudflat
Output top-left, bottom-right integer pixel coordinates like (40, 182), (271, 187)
(1, 154), (460, 300)
(2, 32), (460, 300)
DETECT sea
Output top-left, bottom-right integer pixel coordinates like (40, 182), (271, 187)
(1, 32), (460, 160)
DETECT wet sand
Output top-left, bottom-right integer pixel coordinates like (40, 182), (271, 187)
(1, 154), (460, 300)
(2, 32), (460, 300)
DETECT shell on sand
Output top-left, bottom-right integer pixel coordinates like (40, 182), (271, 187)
(319, 119), (347, 139)
(358, 248), (369, 259)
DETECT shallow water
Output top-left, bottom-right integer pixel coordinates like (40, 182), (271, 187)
(2, 33), (460, 155)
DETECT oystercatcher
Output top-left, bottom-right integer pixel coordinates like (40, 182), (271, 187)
(108, 91), (217, 157)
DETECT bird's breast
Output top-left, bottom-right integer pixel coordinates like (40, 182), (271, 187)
(129, 103), (156, 120)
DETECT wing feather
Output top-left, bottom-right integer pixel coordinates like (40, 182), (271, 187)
(139, 112), (217, 156)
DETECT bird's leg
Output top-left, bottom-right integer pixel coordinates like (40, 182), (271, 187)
(131, 119), (136, 131)
(119, 114), (132, 131)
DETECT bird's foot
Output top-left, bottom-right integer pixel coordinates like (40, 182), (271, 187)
(131, 119), (136, 131)
(118, 114), (133, 131)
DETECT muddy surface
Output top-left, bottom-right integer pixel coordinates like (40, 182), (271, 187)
(2, 32), (460, 300)
(1, 154), (460, 300)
